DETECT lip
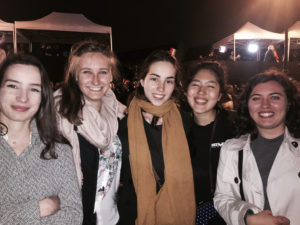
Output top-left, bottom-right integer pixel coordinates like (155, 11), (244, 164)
(194, 97), (208, 104)
(258, 112), (274, 118)
(153, 94), (165, 100)
(88, 86), (103, 91)
(12, 105), (29, 112)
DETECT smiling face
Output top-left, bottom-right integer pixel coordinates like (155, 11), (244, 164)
(140, 61), (176, 106)
(0, 64), (42, 126)
(76, 52), (112, 111)
(248, 81), (287, 138)
(187, 69), (221, 120)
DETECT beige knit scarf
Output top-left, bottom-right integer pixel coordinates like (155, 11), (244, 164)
(128, 97), (195, 225)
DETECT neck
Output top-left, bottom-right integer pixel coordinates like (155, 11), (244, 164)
(258, 126), (285, 139)
(142, 111), (163, 125)
(194, 109), (216, 126)
(1, 118), (31, 156)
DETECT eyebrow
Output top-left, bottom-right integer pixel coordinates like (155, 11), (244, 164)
(191, 79), (217, 84)
(4, 79), (41, 87)
(149, 73), (175, 79)
(250, 92), (283, 97)
(80, 67), (109, 71)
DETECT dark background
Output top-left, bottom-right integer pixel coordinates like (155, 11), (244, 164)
(1, 0), (300, 54)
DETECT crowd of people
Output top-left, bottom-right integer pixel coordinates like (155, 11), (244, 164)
(0, 39), (300, 225)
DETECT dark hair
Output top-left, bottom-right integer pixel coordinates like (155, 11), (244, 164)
(0, 54), (70, 159)
(135, 50), (183, 102)
(184, 60), (226, 96)
(236, 69), (300, 138)
(57, 40), (119, 125)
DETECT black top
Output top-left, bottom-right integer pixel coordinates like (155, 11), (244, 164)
(75, 126), (98, 225)
(188, 110), (236, 204)
(117, 109), (192, 225)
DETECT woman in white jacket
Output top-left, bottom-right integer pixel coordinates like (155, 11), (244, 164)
(214, 70), (300, 225)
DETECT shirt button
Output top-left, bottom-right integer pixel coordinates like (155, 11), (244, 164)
(292, 142), (298, 148)
(234, 177), (239, 183)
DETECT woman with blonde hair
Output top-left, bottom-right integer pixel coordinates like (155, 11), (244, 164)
(55, 40), (125, 225)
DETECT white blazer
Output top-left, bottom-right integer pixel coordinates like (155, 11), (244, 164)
(214, 127), (300, 225)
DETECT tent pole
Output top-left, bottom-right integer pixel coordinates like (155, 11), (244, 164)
(13, 22), (17, 53)
(110, 29), (113, 51)
(234, 38), (236, 61)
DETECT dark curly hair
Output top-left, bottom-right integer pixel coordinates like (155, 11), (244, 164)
(184, 60), (227, 96)
(236, 69), (300, 138)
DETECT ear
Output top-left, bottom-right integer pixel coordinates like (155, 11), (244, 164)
(140, 79), (144, 87)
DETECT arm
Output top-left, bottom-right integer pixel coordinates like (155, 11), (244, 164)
(0, 200), (41, 224)
(40, 145), (83, 225)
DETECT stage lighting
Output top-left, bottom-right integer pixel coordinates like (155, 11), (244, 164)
(248, 43), (258, 53)
(219, 46), (226, 53)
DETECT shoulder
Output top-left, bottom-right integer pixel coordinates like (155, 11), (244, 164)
(222, 134), (249, 152)
(54, 143), (73, 160)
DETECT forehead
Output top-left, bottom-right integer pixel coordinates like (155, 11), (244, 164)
(147, 61), (176, 78)
(4, 64), (41, 84)
(193, 69), (218, 82)
(251, 81), (285, 95)
(78, 52), (110, 68)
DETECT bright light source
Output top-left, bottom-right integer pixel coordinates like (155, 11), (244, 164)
(248, 44), (258, 53)
(219, 46), (226, 53)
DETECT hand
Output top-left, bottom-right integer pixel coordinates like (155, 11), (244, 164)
(39, 196), (61, 217)
(246, 210), (289, 225)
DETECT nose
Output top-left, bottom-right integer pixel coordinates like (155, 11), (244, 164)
(157, 81), (165, 92)
(16, 89), (28, 103)
(197, 85), (206, 94)
(92, 74), (100, 85)
(261, 98), (270, 108)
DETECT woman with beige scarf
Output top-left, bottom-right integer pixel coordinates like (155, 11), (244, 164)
(55, 40), (125, 225)
(117, 50), (195, 225)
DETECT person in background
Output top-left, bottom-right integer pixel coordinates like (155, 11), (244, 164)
(0, 54), (82, 225)
(117, 50), (195, 225)
(264, 45), (279, 63)
(55, 40), (125, 225)
(214, 70), (300, 225)
(185, 61), (236, 225)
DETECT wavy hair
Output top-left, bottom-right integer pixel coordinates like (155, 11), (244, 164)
(236, 70), (300, 138)
(57, 40), (119, 125)
(0, 54), (70, 159)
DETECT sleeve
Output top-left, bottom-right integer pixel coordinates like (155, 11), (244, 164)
(0, 200), (41, 224)
(213, 142), (261, 225)
(41, 145), (83, 225)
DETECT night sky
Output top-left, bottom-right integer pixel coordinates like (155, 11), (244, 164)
(1, 0), (300, 54)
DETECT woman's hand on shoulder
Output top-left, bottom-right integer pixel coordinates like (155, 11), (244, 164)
(39, 196), (61, 217)
(246, 210), (290, 225)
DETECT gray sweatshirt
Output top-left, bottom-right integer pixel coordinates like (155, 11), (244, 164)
(0, 122), (83, 225)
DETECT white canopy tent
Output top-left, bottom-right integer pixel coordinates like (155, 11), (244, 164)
(287, 21), (300, 61)
(212, 22), (284, 61)
(14, 12), (112, 52)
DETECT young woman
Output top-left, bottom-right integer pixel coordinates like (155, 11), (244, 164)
(186, 61), (235, 225)
(214, 70), (300, 225)
(0, 54), (82, 225)
(55, 40), (125, 225)
(117, 50), (195, 225)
